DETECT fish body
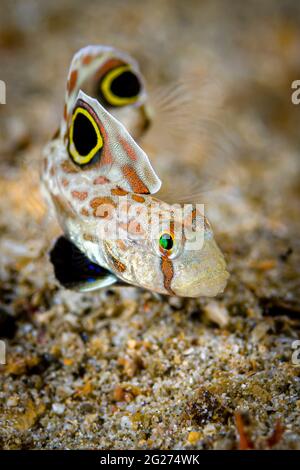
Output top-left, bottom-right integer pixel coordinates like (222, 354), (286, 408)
(42, 47), (229, 297)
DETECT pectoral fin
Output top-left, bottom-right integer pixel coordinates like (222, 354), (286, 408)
(49, 236), (118, 292)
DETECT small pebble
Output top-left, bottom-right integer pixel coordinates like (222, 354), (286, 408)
(203, 302), (229, 327)
(7, 396), (19, 407)
(120, 415), (132, 429)
(169, 297), (184, 310)
(187, 431), (201, 445)
(52, 403), (65, 415)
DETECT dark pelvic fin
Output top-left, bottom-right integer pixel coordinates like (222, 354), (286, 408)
(49, 236), (118, 292)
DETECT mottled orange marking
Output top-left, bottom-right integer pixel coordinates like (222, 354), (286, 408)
(111, 256), (126, 273)
(105, 243), (126, 273)
(83, 233), (98, 243)
(90, 196), (116, 218)
(161, 256), (175, 295)
(90, 196), (115, 209)
(111, 186), (128, 196)
(93, 176), (110, 185)
(68, 70), (78, 94)
(127, 220), (145, 236)
(122, 165), (149, 194)
(61, 160), (78, 174)
(117, 240), (128, 251)
(118, 222), (129, 233)
(131, 194), (145, 203)
(71, 190), (88, 201)
(119, 136), (137, 161)
(61, 178), (69, 187)
(135, 206), (145, 216)
(80, 208), (89, 216)
(82, 54), (94, 65)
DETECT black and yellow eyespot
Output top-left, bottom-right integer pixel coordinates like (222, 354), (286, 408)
(99, 65), (141, 107)
(68, 106), (103, 166)
(159, 232), (174, 254)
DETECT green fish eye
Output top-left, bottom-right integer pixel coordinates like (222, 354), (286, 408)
(159, 232), (174, 252)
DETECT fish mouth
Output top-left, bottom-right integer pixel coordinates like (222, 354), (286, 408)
(171, 240), (229, 298)
(174, 268), (229, 298)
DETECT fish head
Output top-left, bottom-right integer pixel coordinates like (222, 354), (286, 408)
(101, 200), (229, 298)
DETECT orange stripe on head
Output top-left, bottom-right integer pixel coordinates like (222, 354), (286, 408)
(190, 208), (198, 232)
(122, 164), (149, 194)
(184, 207), (211, 232)
(161, 256), (175, 295)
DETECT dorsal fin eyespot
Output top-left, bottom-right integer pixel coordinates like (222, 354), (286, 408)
(67, 99), (104, 167)
(66, 91), (161, 195)
(63, 45), (146, 127)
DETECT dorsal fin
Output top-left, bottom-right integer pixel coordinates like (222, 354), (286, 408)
(66, 91), (161, 194)
(61, 45), (146, 137)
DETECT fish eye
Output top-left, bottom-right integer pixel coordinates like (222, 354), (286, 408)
(159, 232), (174, 254)
(68, 105), (103, 166)
(154, 226), (184, 260)
(99, 65), (141, 107)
